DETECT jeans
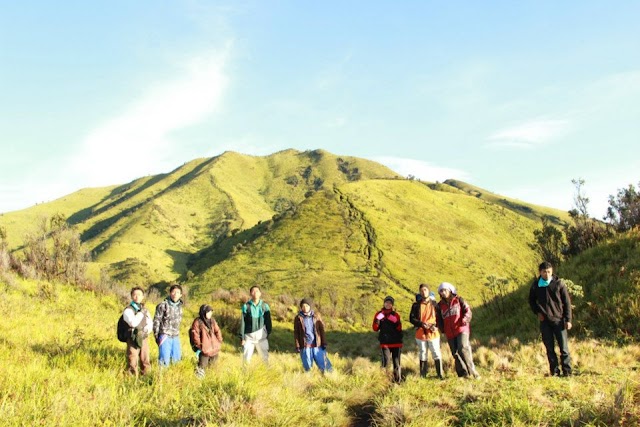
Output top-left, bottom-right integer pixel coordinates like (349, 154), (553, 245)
(447, 333), (476, 377)
(300, 347), (333, 373)
(158, 335), (181, 366)
(540, 320), (571, 375)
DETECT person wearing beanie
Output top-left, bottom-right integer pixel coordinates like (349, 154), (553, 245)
(436, 282), (480, 379)
(528, 261), (572, 377)
(122, 287), (153, 376)
(372, 295), (403, 382)
(293, 298), (333, 373)
(410, 284), (444, 379)
(189, 304), (223, 379)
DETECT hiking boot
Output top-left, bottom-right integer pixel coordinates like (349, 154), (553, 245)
(419, 361), (428, 378)
(435, 359), (444, 380)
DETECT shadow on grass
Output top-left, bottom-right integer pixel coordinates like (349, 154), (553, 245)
(31, 338), (123, 370)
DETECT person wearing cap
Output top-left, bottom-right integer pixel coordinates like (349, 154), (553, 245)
(436, 282), (480, 379)
(293, 298), (333, 373)
(409, 284), (444, 379)
(372, 296), (403, 382)
(528, 261), (572, 377)
(189, 304), (223, 379)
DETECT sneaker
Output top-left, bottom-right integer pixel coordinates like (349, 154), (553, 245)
(195, 367), (205, 379)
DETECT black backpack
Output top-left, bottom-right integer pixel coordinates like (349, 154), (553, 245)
(117, 307), (136, 343)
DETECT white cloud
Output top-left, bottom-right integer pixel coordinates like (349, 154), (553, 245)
(67, 48), (230, 187)
(372, 156), (471, 182)
(486, 118), (570, 150)
(0, 48), (231, 214)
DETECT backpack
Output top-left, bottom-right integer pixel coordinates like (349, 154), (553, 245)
(189, 319), (200, 352)
(117, 306), (137, 343)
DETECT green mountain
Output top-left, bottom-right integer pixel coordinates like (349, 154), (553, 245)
(0, 149), (569, 309)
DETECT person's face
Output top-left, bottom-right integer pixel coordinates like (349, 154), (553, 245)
(131, 290), (144, 304)
(384, 300), (393, 310)
(170, 288), (182, 302)
(301, 303), (311, 314)
(206, 310), (213, 319)
(250, 287), (261, 301)
(420, 287), (430, 298)
(439, 288), (451, 300)
(540, 267), (553, 281)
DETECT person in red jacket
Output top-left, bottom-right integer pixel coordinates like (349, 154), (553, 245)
(436, 282), (480, 379)
(190, 304), (223, 379)
(372, 296), (403, 382)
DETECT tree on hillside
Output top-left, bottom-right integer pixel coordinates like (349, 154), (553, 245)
(529, 217), (565, 267)
(22, 214), (89, 284)
(605, 182), (640, 232)
(0, 226), (9, 271)
(564, 178), (610, 257)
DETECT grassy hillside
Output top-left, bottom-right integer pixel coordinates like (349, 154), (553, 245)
(188, 179), (543, 323)
(1, 149), (397, 285)
(0, 186), (116, 249)
(1, 149), (569, 308)
(559, 229), (640, 342)
(1, 273), (639, 426)
(443, 179), (571, 225)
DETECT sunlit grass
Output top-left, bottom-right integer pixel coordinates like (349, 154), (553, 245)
(2, 274), (640, 426)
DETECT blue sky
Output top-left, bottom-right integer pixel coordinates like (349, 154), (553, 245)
(1, 1), (639, 218)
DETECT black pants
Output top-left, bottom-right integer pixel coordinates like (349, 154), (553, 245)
(381, 347), (401, 382)
(540, 320), (571, 375)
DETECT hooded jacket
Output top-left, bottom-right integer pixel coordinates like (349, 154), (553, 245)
(153, 298), (184, 338)
(436, 295), (472, 340)
(190, 317), (223, 357)
(528, 275), (572, 325)
(293, 311), (327, 349)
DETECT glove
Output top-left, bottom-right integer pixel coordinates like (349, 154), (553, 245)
(195, 350), (201, 359)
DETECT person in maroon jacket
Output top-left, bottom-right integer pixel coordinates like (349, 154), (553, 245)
(436, 282), (480, 379)
(372, 296), (403, 382)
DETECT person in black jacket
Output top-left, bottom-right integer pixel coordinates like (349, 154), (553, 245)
(529, 261), (573, 377)
(372, 296), (403, 382)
